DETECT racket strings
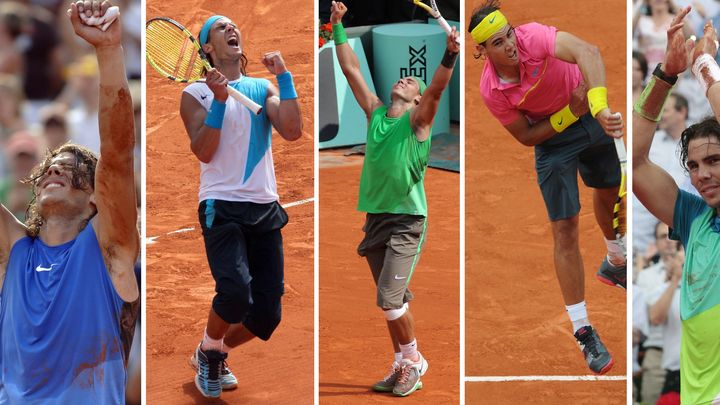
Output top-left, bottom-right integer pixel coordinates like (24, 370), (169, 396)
(146, 21), (205, 82)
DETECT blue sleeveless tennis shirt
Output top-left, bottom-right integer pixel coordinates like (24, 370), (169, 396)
(0, 225), (126, 404)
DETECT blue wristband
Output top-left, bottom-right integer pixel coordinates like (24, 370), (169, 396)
(203, 99), (226, 129)
(277, 71), (297, 100)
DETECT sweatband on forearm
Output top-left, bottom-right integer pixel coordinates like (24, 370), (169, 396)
(204, 99), (226, 129)
(588, 87), (609, 117)
(277, 71), (297, 100)
(332, 23), (347, 45)
(633, 75), (673, 122)
(441, 49), (458, 69)
(550, 104), (579, 133)
(692, 53), (720, 95)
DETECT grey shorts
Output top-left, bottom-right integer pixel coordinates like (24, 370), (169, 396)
(534, 113), (621, 221)
(357, 213), (427, 309)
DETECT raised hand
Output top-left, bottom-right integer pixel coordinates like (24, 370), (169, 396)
(262, 51), (288, 75)
(67, 0), (121, 48)
(663, 6), (695, 76)
(692, 20), (719, 63)
(205, 68), (229, 102)
(446, 26), (460, 54)
(330, 1), (347, 25)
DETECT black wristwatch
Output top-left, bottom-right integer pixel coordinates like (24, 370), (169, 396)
(653, 63), (678, 85)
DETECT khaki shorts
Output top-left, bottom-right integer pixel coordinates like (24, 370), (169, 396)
(357, 213), (427, 309)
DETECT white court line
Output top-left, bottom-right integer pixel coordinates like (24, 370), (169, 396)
(465, 376), (626, 382)
(282, 197), (314, 209)
(167, 227), (194, 235)
(145, 197), (314, 245)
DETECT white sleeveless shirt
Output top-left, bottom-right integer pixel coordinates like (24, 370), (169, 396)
(184, 76), (278, 203)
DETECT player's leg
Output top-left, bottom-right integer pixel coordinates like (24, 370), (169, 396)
(376, 215), (427, 397)
(578, 128), (626, 289)
(550, 216), (585, 306)
(192, 200), (253, 397)
(536, 123), (613, 374)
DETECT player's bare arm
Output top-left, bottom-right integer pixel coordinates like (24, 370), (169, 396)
(69, 0), (138, 302)
(330, 1), (382, 118)
(180, 68), (228, 163)
(693, 21), (720, 118)
(632, 7), (693, 226)
(503, 82), (589, 146)
(262, 51), (303, 141)
(410, 27), (459, 142)
(555, 31), (624, 137)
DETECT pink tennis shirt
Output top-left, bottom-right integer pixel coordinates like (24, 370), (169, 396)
(480, 22), (583, 126)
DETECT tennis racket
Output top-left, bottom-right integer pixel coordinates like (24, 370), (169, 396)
(410, 0), (459, 45)
(145, 17), (262, 115)
(612, 137), (627, 240)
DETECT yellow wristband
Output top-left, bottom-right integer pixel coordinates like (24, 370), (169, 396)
(588, 87), (609, 117)
(550, 104), (579, 133)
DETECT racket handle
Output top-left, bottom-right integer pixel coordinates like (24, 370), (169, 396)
(613, 137), (627, 163)
(437, 16), (460, 46)
(227, 86), (263, 115)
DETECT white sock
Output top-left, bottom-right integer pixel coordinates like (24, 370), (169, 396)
(201, 329), (224, 352)
(399, 339), (418, 361)
(604, 236), (626, 265)
(394, 352), (403, 364)
(565, 302), (591, 333)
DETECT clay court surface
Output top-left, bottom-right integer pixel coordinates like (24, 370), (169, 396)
(464, 0), (627, 404)
(319, 150), (460, 403)
(145, 0), (314, 403)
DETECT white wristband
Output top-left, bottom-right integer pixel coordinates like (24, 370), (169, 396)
(692, 53), (720, 95)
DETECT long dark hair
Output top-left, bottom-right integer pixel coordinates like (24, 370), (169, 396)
(22, 143), (97, 237)
(679, 117), (720, 172)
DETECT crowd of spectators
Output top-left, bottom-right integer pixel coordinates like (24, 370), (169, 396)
(631, 1), (719, 404)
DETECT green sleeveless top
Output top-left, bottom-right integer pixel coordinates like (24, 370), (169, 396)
(357, 106), (431, 216)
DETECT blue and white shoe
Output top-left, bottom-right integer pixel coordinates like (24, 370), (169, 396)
(192, 345), (226, 398)
(190, 344), (238, 391)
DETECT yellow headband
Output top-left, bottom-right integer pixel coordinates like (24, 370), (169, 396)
(471, 10), (508, 44)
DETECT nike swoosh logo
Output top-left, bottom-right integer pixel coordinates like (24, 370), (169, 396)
(201, 95), (208, 100)
(557, 118), (563, 125)
(394, 275), (407, 280)
(35, 264), (55, 272)
(489, 15), (496, 23)
(532, 67), (539, 77)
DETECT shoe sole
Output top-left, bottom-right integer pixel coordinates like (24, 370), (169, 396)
(393, 379), (423, 397)
(591, 358), (615, 375)
(189, 354), (238, 391)
(194, 375), (221, 399)
(374, 380), (423, 393)
(596, 274), (626, 290)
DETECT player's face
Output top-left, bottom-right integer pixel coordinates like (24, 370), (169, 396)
(35, 152), (94, 213)
(687, 135), (720, 209)
(391, 76), (422, 103)
(479, 25), (517, 67)
(208, 18), (243, 59)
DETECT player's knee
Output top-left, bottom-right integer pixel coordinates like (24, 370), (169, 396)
(213, 282), (253, 323)
(382, 302), (408, 321)
(247, 288), (284, 340)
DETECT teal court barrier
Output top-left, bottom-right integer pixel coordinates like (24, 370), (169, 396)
(318, 38), (376, 149)
(372, 23), (450, 136)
